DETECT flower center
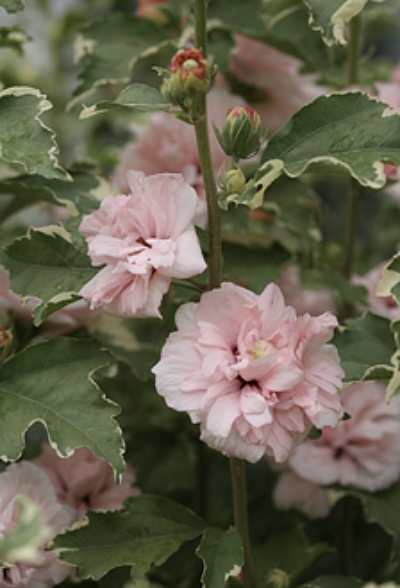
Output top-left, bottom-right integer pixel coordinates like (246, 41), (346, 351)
(183, 59), (200, 71)
(251, 339), (276, 360)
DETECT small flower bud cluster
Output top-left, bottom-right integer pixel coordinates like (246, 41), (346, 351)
(161, 48), (211, 105)
(213, 105), (264, 160)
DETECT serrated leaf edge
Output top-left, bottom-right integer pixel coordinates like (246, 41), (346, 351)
(0, 86), (71, 181)
(303, 0), (368, 46)
(0, 339), (125, 479)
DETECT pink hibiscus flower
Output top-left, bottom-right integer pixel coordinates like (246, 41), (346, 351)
(0, 462), (74, 588)
(287, 381), (400, 493)
(111, 86), (245, 228)
(35, 446), (140, 521)
(152, 282), (344, 463)
(79, 171), (207, 318)
(229, 35), (325, 131)
(278, 266), (335, 317)
(353, 262), (399, 321)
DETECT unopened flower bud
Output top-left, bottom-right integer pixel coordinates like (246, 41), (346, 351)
(214, 106), (264, 160)
(264, 569), (290, 588)
(221, 167), (246, 195)
(166, 48), (211, 101)
(0, 326), (12, 362)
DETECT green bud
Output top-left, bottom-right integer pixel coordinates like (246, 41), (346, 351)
(264, 569), (290, 588)
(222, 168), (246, 195)
(213, 106), (264, 160)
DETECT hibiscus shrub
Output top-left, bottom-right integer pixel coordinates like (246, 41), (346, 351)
(1, 1), (400, 588)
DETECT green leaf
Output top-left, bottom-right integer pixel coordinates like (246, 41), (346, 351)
(0, 87), (69, 181)
(222, 243), (292, 295)
(320, 269), (368, 307)
(254, 523), (331, 585)
(341, 481), (400, 561)
(196, 528), (244, 588)
(302, 0), (368, 46)
(0, 0), (24, 13)
(0, 338), (124, 474)
(0, 170), (104, 221)
(2, 226), (98, 325)
(52, 494), (206, 580)
(207, 0), (266, 36)
(208, 30), (235, 76)
(260, 0), (330, 70)
(208, 0), (330, 71)
(71, 14), (175, 105)
(376, 252), (400, 307)
(257, 92), (400, 199)
(0, 26), (30, 54)
(223, 176), (322, 260)
(80, 84), (170, 119)
(299, 577), (363, 588)
(376, 254), (400, 400)
(332, 312), (396, 383)
(387, 319), (400, 401)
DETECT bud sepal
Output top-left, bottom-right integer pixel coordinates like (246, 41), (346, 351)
(214, 106), (265, 160)
(160, 48), (211, 107)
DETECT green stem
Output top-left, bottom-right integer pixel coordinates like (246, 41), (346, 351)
(192, 438), (207, 519)
(343, 178), (361, 282)
(230, 459), (258, 588)
(193, 4), (256, 588)
(338, 496), (356, 576)
(339, 14), (362, 566)
(195, 108), (221, 289)
(193, 0), (221, 290)
(347, 15), (362, 86)
(194, 0), (207, 53)
(342, 14), (363, 319)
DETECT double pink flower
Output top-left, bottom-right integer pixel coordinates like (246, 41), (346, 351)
(79, 171), (206, 318)
(153, 282), (344, 463)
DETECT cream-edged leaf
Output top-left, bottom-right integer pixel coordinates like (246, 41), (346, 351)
(0, 87), (69, 180)
(257, 92), (400, 202)
(52, 495), (206, 580)
(302, 0), (370, 45)
(0, 338), (124, 476)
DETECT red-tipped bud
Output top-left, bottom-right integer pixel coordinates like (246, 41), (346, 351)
(214, 105), (264, 160)
(162, 48), (211, 103)
(0, 326), (12, 362)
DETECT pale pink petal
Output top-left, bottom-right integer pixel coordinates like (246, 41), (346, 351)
(161, 227), (207, 279)
(206, 392), (242, 437)
(258, 283), (294, 339)
(273, 470), (331, 519)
